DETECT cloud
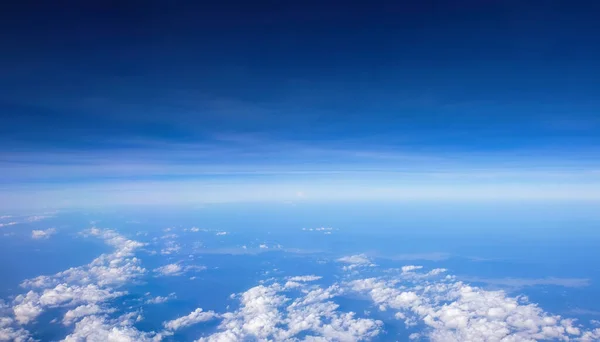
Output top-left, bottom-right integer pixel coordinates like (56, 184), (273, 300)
(0, 222), (18, 228)
(9, 228), (146, 330)
(62, 313), (162, 342)
(154, 263), (206, 277)
(302, 227), (337, 235)
(401, 265), (423, 273)
(13, 282), (126, 325)
(197, 281), (382, 342)
(145, 292), (177, 305)
(160, 241), (181, 255)
(215, 231), (228, 236)
(288, 275), (322, 282)
(337, 254), (376, 271)
(31, 228), (57, 239)
(154, 264), (183, 276)
(163, 308), (218, 331)
(25, 215), (54, 222)
(346, 266), (598, 342)
(63, 304), (112, 325)
(0, 306), (31, 342)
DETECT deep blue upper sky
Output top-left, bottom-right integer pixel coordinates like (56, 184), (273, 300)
(2, 0), (599, 148)
(1, 1), (599, 208)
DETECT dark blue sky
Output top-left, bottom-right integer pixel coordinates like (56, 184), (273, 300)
(1, 1), (600, 208)
(2, 0), (599, 149)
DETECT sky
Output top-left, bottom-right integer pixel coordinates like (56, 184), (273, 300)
(1, 0), (600, 209)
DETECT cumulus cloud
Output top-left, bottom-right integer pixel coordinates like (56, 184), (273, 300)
(31, 228), (57, 239)
(13, 281), (126, 325)
(0, 301), (31, 342)
(337, 254), (376, 271)
(10, 228), (146, 330)
(63, 304), (112, 325)
(346, 266), (597, 342)
(145, 292), (177, 305)
(197, 281), (382, 341)
(216, 231), (228, 236)
(62, 313), (162, 342)
(163, 308), (218, 331)
(0, 222), (18, 228)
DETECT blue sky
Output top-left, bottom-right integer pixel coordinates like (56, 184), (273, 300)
(1, 1), (600, 209)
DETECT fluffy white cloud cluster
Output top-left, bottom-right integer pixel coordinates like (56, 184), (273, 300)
(198, 281), (382, 341)
(337, 254), (376, 271)
(22, 228), (146, 289)
(62, 312), (164, 342)
(31, 228), (57, 239)
(4, 228), (147, 335)
(13, 284), (124, 324)
(63, 304), (114, 325)
(347, 267), (599, 342)
(163, 308), (218, 331)
(0, 301), (31, 342)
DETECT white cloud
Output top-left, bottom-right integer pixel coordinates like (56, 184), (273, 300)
(216, 232), (228, 236)
(0, 301), (32, 341)
(62, 313), (163, 342)
(63, 304), (112, 325)
(8, 227), (146, 331)
(0, 222), (17, 228)
(401, 265), (423, 273)
(259, 244), (268, 249)
(154, 264), (183, 276)
(145, 293), (177, 305)
(154, 264), (206, 277)
(31, 228), (57, 239)
(197, 281), (382, 342)
(13, 284), (125, 325)
(337, 254), (376, 271)
(288, 275), (322, 282)
(347, 267), (596, 342)
(160, 241), (181, 255)
(163, 308), (218, 331)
